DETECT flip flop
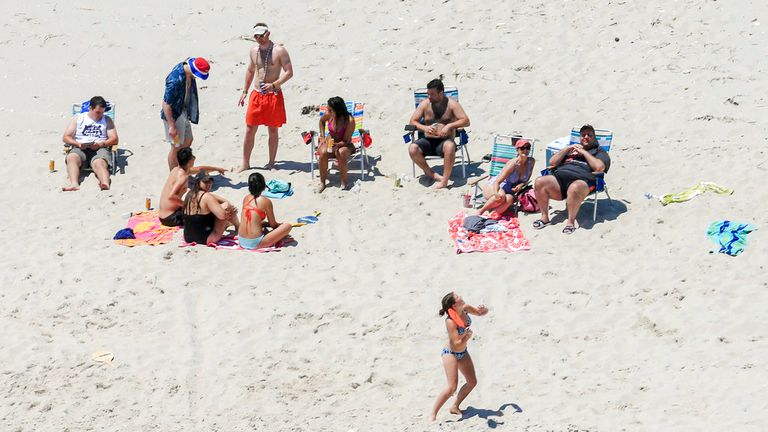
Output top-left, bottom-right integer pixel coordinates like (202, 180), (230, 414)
(532, 219), (550, 230)
(562, 225), (577, 235)
(91, 350), (115, 367)
(297, 211), (321, 224)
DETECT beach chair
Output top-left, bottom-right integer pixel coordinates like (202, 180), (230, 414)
(542, 127), (613, 221)
(306, 101), (371, 182)
(467, 134), (537, 209)
(64, 100), (118, 175)
(403, 86), (470, 178)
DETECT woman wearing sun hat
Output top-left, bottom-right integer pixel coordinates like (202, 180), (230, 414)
(161, 56), (210, 170)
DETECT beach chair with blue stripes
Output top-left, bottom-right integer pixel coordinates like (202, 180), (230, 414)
(468, 134), (536, 208)
(403, 86), (470, 178)
(307, 101), (371, 182)
(542, 127), (613, 221)
(64, 100), (118, 175)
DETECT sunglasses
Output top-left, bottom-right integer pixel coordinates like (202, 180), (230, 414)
(518, 146), (531, 151)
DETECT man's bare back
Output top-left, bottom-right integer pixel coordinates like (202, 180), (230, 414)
(159, 167), (188, 218)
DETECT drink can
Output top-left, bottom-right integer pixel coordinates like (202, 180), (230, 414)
(327, 137), (335, 153)
(145, 197), (151, 210)
(394, 177), (402, 188)
(462, 193), (472, 208)
(49, 160), (55, 173)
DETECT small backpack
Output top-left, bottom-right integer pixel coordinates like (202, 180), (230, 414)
(518, 188), (539, 213)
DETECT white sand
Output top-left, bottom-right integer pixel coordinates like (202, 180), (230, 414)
(2, 0), (767, 430)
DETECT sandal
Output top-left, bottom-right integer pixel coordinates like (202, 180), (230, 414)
(532, 219), (550, 230)
(562, 225), (577, 235)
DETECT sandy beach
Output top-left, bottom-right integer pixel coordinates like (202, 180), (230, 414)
(2, 0), (767, 430)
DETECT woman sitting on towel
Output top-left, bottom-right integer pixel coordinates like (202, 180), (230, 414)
(316, 96), (356, 193)
(238, 172), (292, 250)
(182, 172), (239, 245)
(429, 292), (489, 422)
(478, 139), (535, 218)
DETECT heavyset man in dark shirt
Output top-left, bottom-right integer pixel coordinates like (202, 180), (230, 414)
(532, 124), (611, 235)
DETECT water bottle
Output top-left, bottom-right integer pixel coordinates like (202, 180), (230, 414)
(644, 192), (654, 200)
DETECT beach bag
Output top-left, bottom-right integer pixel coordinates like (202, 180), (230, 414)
(267, 179), (292, 193)
(518, 188), (539, 213)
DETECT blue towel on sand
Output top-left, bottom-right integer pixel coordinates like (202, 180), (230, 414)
(706, 220), (755, 256)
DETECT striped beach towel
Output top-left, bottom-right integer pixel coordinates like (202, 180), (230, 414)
(706, 220), (755, 256)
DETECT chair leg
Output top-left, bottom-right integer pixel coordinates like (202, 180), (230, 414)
(592, 190), (598, 221)
(461, 145), (467, 178)
(310, 139), (316, 180)
(412, 161), (416, 178)
(604, 186), (612, 204)
(361, 146), (366, 181)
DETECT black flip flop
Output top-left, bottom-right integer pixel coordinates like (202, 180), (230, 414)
(532, 219), (550, 230)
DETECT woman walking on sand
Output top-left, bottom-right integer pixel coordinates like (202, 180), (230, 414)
(429, 292), (489, 421)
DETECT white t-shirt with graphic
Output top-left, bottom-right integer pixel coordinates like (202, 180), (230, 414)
(74, 113), (109, 144)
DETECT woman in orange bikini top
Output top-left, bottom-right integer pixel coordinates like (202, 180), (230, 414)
(238, 172), (292, 250)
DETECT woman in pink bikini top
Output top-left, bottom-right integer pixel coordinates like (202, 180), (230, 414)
(316, 96), (357, 193)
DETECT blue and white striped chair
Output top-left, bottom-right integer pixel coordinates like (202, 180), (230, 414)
(403, 86), (470, 178)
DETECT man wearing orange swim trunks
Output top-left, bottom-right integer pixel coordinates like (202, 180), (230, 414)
(238, 23), (293, 172)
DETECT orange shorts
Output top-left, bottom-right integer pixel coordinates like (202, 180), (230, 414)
(246, 90), (286, 127)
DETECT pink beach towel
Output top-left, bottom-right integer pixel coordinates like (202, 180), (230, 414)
(179, 235), (294, 253)
(448, 212), (531, 254)
(115, 211), (180, 247)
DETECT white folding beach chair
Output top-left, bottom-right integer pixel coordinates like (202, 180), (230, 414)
(306, 101), (371, 183)
(64, 100), (118, 175)
(403, 86), (470, 178)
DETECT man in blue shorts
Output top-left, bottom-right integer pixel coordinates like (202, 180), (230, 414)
(532, 124), (610, 234)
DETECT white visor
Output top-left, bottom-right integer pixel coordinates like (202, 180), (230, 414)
(253, 26), (268, 36)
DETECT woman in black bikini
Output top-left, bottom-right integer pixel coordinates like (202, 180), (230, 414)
(429, 292), (489, 422)
(316, 96), (356, 193)
(182, 172), (239, 245)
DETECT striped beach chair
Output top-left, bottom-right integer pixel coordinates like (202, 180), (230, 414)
(308, 101), (371, 182)
(403, 86), (470, 178)
(543, 127), (613, 221)
(468, 134), (536, 208)
(65, 100), (118, 175)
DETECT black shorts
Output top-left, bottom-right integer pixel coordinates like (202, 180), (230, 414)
(552, 171), (596, 199)
(414, 137), (452, 157)
(159, 208), (184, 227)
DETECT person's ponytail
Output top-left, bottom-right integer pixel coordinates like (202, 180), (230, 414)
(439, 292), (455, 316)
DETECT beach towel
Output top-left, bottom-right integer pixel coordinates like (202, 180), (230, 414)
(660, 182), (733, 206)
(262, 179), (294, 199)
(179, 234), (294, 252)
(114, 211), (180, 246)
(448, 212), (531, 254)
(706, 220), (756, 256)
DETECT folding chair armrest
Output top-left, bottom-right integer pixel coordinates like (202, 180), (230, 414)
(540, 165), (556, 175)
(592, 171), (605, 177)
(467, 174), (489, 187)
(404, 125), (417, 132)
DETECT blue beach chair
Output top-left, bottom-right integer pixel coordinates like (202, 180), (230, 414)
(542, 127), (613, 221)
(65, 100), (118, 175)
(403, 86), (470, 178)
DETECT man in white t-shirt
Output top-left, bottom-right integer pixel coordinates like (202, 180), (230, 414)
(62, 96), (119, 191)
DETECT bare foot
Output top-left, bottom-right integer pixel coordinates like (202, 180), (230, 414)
(340, 182), (348, 191)
(264, 162), (277, 171)
(236, 165), (251, 173)
(433, 180), (449, 189)
(62, 183), (80, 192)
(428, 414), (437, 422)
(449, 406), (462, 416)
(99, 182), (110, 191)
(314, 183), (326, 194)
